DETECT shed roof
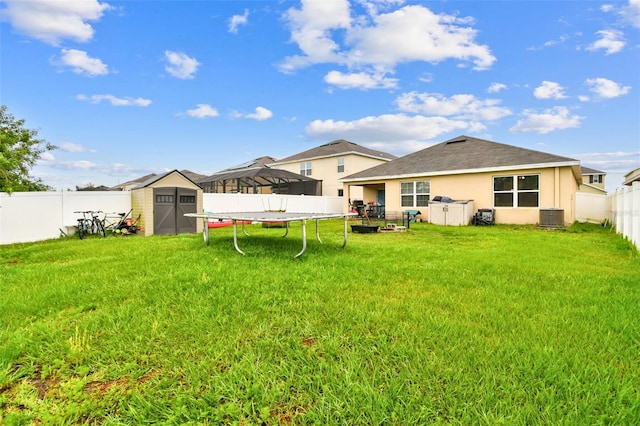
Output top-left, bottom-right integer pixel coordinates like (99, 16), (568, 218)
(112, 169), (206, 190)
(341, 135), (581, 182)
(133, 169), (200, 189)
(271, 139), (396, 164)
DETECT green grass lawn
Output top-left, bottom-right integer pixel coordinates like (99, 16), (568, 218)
(1, 221), (639, 425)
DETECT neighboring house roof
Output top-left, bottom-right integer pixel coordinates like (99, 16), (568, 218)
(111, 173), (157, 190)
(341, 135), (581, 182)
(581, 166), (605, 175)
(212, 156), (278, 174)
(180, 170), (208, 182)
(271, 139), (396, 164)
(133, 169), (199, 189)
(623, 167), (640, 186)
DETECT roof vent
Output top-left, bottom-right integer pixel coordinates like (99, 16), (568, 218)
(446, 138), (467, 144)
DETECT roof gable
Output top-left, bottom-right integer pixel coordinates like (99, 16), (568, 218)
(342, 135), (580, 181)
(133, 169), (199, 189)
(272, 139), (396, 164)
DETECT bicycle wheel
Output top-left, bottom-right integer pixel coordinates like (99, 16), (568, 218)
(77, 220), (86, 240)
(95, 218), (106, 237)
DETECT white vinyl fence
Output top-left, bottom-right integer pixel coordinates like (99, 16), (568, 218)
(610, 181), (640, 250)
(202, 193), (343, 215)
(0, 191), (132, 244)
(575, 192), (610, 223)
(0, 192), (343, 245)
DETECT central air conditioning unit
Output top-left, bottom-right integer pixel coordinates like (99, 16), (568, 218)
(539, 208), (564, 228)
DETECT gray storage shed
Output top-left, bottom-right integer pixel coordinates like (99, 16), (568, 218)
(131, 170), (203, 236)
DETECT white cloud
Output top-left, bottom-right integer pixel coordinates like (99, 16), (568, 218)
(37, 152), (56, 163)
(587, 30), (625, 55)
(229, 9), (249, 34)
(488, 83), (507, 93)
(510, 107), (583, 134)
(396, 92), (512, 121)
(164, 50), (200, 79)
(324, 70), (398, 90)
(534, 81), (567, 100)
(55, 49), (109, 76)
(246, 106), (273, 121)
(528, 34), (570, 51)
(1, 0), (111, 45)
(231, 107), (274, 121)
(76, 94), (152, 107)
(585, 78), (631, 98)
(280, 2), (495, 78)
(185, 104), (219, 118)
(621, 0), (640, 28)
(59, 142), (94, 153)
(280, 0), (351, 72)
(306, 113), (479, 145)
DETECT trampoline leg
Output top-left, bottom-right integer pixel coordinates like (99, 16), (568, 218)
(315, 219), (322, 244)
(295, 219), (307, 258)
(282, 222), (289, 238)
(241, 221), (250, 236)
(232, 220), (245, 255)
(203, 218), (209, 246)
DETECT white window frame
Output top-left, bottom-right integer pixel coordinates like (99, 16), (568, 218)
(337, 157), (345, 173)
(590, 175), (602, 184)
(300, 161), (312, 176)
(493, 174), (539, 208)
(401, 181), (430, 207)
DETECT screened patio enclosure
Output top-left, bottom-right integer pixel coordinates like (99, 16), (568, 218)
(197, 167), (321, 195)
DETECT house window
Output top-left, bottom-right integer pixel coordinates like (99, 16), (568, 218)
(590, 175), (602, 184)
(494, 174), (539, 207)
(401, 181), (430, 207)
(337, 157), (345, 173)
(300, 161), (312, 176)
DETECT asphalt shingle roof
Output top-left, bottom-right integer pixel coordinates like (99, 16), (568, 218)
(272, 139), (396, 163)
(342, 135), (579, 181)
(580, 166), (605, 175)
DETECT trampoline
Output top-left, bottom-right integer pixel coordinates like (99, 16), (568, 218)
(185, 212), (356, 258)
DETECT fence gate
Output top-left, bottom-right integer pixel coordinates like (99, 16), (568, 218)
(153, 187), (197, 235)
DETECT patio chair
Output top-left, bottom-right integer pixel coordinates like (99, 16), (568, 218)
(472, 208), (495, 226)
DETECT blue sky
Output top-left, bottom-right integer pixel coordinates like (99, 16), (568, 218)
(1, 0), (638, 192)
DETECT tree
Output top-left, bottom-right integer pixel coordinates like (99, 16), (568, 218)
(0, 105), (56, 192)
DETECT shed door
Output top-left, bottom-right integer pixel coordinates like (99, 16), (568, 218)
(176, 188), (197, 234)
(154, 188), (177, 235)
(154, 187), (198, 235)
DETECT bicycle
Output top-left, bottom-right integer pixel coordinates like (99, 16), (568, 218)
(74, 210), (105, 239)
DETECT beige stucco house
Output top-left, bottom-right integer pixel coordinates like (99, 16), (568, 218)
(268, 139), (396, 198)
(340, 136), (582, 226)
(579, 166), (607, 195)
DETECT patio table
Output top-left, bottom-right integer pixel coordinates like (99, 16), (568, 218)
(184, 212), (356, 258)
